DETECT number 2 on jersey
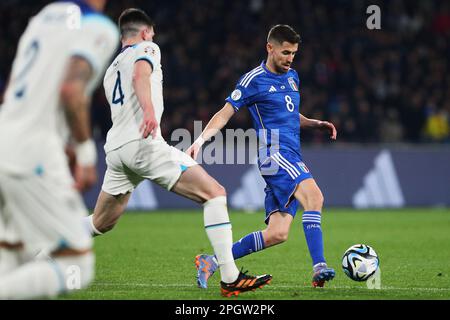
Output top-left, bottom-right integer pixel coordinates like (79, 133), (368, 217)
(14, 40), (39, 98)
(112, 70), (125, 105)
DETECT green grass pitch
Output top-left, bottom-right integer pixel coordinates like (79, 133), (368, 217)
(62, 208), (450, 300)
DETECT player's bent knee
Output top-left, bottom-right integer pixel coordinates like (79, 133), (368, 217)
(273, 231), (289, 244)
(305, 193), (324, 211)
(266, 230), (289, 245)
(202, 183), (227, 202)
(212, 184), (226, 198)
(314, 194), (324, 208)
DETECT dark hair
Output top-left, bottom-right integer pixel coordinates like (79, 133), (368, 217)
(267, 24), (301, 45)
(118, 8), (154, 38)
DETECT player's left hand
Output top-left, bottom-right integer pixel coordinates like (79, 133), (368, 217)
(73, 165), (97, 192)
(317, 120), (337, 140)
(186, 143), (201, 160)
(140, 109), (158, 139)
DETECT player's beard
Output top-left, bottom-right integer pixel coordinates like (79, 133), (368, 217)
(275, 62), (290, 74)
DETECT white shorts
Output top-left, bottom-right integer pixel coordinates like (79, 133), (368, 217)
(102, 138), (198, 195)
(0, 173), (92, 254)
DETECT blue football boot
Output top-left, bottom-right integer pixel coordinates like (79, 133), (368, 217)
(312, 263), (335, 287)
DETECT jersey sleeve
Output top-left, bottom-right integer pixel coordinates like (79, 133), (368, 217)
(70, 14), (120, 91)
(225, 76), (258, 112)
(134, 41), (161, 70)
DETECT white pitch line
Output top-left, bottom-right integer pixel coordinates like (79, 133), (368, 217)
(92, 282), (450, 292)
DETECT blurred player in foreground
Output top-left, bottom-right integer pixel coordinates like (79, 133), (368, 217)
(187, 25), (337, 289)
(82, 8), (272, 297)
(0, 0), (119, 299)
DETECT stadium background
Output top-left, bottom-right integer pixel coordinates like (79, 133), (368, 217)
(0, 0), (449, 209)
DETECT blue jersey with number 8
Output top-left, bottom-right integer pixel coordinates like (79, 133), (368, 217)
(225, 61), (301, 158)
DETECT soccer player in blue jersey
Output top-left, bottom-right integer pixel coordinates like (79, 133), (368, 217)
(187, 24), (338, 289)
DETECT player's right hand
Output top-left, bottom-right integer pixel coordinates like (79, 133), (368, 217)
(140, 109), (158, 139)
(73, 164), (97, 192)
(186, 143), (201, 160)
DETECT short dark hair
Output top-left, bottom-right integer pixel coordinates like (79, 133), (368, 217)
(267, 25), (301, 45)
(118, 8), (154, 39)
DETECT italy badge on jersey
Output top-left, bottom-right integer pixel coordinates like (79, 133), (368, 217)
(298, 161), (310, 173)
(288, 77), (298, 91)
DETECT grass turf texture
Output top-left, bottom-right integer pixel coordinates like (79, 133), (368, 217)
(62, 208), (450, 300)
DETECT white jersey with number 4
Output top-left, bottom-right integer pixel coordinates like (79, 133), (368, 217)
(103, 41), (164, 153)
(0, 2), (119, 177)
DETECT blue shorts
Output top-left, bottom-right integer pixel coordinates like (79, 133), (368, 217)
(259, 150), (313, 224)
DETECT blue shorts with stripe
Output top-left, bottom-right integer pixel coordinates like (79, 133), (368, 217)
(259, 150), (313, 224)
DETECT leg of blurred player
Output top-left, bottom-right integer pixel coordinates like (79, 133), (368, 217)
(0, 250), (94, 300)
(0, 244), (24, 276)
(0, 226), (31, 276)
(0, 175), (95, 299)
(0, 206), (20, 275)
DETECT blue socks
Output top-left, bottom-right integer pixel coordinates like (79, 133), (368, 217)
(231, 231), (265, 259)
(215, 212), (325, 267)
(302, 211), (326, 266)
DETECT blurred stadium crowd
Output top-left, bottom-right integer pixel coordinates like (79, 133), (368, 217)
(1, 0), (449, 144)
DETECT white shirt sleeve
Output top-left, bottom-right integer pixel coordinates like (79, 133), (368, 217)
(71, 14), (120, 91)
(134, 41), (161, 70)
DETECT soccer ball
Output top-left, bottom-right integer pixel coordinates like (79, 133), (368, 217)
(342, 244), (379, 281)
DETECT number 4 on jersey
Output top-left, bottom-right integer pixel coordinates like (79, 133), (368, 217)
(112, 70), (124, 105)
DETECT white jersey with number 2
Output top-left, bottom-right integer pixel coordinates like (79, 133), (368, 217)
(0, 2), (119, 178)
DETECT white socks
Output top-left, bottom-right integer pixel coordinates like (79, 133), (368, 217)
(203, 196), (239, 283)
(83, 215), (102, 236)
(0, 252), (94, 299)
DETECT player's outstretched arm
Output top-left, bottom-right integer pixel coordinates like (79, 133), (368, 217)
(61, 57), (93, 143)
(186, 102), (235, 160)
(60, 56), (97, 191)
(299, 113), (337, 140)
(133, 60), (158, 139)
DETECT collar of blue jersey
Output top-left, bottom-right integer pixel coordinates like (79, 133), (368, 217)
(58, 0), (98, 15)
(261, 60), (289, 76)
